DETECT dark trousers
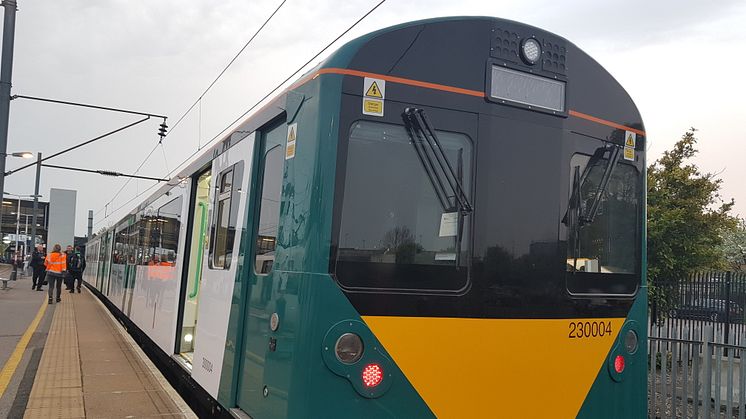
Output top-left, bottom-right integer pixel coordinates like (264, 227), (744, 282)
(32, 268), (45, 289)
(47, 272), (63, 301)
(70, 271), (82, 290)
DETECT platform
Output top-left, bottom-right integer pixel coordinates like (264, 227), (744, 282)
(20, 285), (196, 418)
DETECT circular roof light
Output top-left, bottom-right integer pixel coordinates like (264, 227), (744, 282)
(624, 330), (638, 354)
(335, 333), (364, 364)
(521, 38), (541, 65)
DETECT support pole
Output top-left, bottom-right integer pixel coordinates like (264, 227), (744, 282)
(0, 0), (17, 200)
(30, 151), (40, 246)
(87, 209), (92, 239)
(13, 195), (18, 259)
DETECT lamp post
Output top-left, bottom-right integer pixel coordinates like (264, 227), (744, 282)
(31, 152), (40, 251)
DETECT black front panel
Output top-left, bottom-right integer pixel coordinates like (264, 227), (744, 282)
(329, 17), (645, 319)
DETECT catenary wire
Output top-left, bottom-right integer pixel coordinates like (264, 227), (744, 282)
(93, 0), (288, 218)
(97, 0), (387, 227)
(163, 0), (388, 180)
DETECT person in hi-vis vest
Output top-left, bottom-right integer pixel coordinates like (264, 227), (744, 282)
(44, 244), (67, 304)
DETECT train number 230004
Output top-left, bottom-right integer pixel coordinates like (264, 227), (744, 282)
(568, 321), (612, 339)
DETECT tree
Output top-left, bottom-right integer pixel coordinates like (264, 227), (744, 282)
(382, 226), (423, 264)
(721, 218), (746, 271)
(647, 128), (737, 312)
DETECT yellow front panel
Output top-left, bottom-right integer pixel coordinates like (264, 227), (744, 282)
(362, 316), (625, 419)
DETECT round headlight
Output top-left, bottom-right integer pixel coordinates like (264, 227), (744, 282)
(624, 329), (638, 354)
(521, 38), (541, 65)
(335, 333), (364, 364)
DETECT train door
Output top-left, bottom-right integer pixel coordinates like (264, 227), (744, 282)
(175, 168), (211, 367)
(122, 221), (138, 315)
(188, 131), (255, 396)
(235, 120), (286, 416)
(100, 230), (114, 295)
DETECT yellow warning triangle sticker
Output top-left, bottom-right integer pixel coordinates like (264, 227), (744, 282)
(365, 81), (383, 98)
(288, 126), (296, 142)
(625, 133), (635, 147)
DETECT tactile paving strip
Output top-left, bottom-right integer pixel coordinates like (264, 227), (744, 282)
(24, 290), (190, 418)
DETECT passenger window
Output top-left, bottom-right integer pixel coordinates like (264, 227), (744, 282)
(210, 163), (244, 269)
(253, 123), (286, 275)
(154, 197), (183, 266)
(137, 195), (183, 266)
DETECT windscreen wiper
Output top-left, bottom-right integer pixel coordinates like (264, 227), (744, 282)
(402, 108), (473, 215)
(402, 108), (472, 268)
(580, 145), (620, 225)
(563, 145), (621, 271)
(563, 145), (621, 227)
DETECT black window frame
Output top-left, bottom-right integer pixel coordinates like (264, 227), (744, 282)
(565, 152), (642, 297)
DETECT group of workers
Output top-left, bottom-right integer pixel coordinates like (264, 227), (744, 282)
(29, 244), (86, 304)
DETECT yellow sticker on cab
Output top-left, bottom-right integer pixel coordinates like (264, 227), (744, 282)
(363, 77), (385, 117)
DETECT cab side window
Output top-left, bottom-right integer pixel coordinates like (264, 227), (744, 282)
(253, 123), (286, 275)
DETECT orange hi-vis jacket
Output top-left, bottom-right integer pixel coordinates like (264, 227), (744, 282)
(45, 252), (67, 274)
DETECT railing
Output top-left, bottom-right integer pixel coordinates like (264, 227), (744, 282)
(649, 326), (746, 418)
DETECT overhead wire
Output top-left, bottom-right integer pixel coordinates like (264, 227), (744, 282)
(162, 0), (388, 180)
(97, 0), (388, 227)
(93, 0), (288, 219)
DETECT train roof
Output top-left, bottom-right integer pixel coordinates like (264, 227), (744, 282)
(92, 16), (644, 238)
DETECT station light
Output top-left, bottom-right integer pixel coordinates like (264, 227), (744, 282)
(362, 363), (383, 388)
(521, 38), (541, 65)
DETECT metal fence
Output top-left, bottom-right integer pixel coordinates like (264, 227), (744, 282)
(651, 272), (746, 347)
(649, 271), (746, 418)
(649, 326), (746, 418)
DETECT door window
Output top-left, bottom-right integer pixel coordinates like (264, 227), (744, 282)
(253, 123), (286, 275)
(210, 163), (244, 269)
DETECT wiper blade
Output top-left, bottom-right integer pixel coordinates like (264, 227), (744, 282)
(562, 145), (621, 227)
(581, 145), (620, 225)
(402, 108), (473, 215)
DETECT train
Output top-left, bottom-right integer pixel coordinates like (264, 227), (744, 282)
(85, 16), (647, 418)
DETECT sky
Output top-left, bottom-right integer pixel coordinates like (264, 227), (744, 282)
(2, 0), (745, 236)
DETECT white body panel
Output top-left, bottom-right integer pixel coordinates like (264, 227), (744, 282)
(191, 134), (254, 397)
(127, 186), (191, 354)
(109, 264), (125, 308)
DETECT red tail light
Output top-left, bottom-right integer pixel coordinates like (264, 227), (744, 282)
(362, 363), (383, 387)
(614, 355), (625, 373)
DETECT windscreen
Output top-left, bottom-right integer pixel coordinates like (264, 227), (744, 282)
(335, 120), (472, 291)
(566, 152), (639, 280)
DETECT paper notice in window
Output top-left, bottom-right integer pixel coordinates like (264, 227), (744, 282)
(439, 212), (458, 237)
(435, 252), (457, 261)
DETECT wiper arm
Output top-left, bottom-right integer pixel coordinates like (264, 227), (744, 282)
(402, 108), (472, 268)
(562, 145), (621, 227)
(581, 145), (620, 225)
(403, 110), (451, 212)
(402, 108), (473, 215)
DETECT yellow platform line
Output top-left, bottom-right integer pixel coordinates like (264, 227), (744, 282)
(0, 300), (47, 397)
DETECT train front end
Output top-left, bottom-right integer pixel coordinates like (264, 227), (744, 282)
(236, 17), (647, 418)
